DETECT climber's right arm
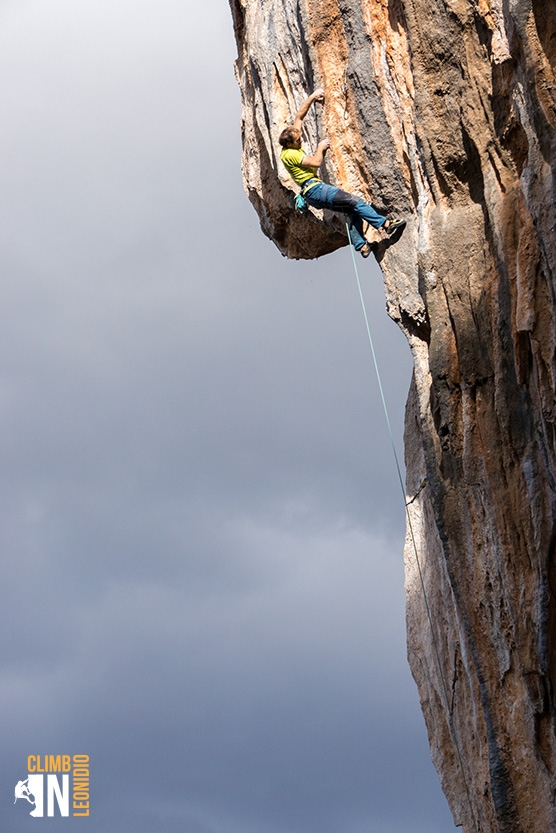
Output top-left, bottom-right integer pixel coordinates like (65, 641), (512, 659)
(292, 88), (325, 131)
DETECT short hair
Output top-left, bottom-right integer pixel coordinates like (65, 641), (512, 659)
(278, 127), (300, 148)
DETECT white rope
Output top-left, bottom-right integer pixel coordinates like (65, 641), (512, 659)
(346, 226), (479, 833)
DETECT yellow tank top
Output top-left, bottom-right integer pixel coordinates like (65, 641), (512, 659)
(280, 147), (322, 188)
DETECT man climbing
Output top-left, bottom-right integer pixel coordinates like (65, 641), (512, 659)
(14, 779), (35, 805)
(279, 89), (405, 257)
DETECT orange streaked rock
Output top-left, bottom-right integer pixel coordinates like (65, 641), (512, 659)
(230, 0), (556, 829)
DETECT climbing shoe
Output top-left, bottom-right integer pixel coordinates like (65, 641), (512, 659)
(384, 218), (406, 234)
(360, 242), (372, 258)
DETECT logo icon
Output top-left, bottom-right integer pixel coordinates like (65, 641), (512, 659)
(14, 778), (36, 807)
(14, 756), (89, 817)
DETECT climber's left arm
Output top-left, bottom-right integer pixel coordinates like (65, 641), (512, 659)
(301, 138), (330, 168)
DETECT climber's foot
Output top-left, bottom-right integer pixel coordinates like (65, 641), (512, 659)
(360, 242), (373, 258)
(384, 218), (406, 234)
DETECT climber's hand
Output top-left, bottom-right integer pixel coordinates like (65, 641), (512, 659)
(294, 90), (325, 130)
(301, 138), (330, 167)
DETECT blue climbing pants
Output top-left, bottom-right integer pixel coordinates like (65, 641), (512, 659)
(304, 183), (386, 250)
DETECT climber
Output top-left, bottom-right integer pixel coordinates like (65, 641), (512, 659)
(279, 89), (405, 257)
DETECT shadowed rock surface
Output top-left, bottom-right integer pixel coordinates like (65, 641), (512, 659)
(229, 0), (556, 830)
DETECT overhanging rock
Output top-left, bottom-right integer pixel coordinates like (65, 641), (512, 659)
(230, 1), (556, 829)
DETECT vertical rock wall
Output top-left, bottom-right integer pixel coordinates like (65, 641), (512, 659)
(229, 0), (556, 830)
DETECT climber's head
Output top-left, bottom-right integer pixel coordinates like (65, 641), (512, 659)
(279, 127), (302, 149)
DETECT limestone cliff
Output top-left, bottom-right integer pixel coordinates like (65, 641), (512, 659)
(229, 0), (556, 830)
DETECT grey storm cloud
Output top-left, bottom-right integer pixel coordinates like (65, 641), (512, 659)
(0, 1), (454, 832)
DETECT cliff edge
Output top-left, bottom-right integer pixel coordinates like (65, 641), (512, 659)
(229, 0), (556, 830)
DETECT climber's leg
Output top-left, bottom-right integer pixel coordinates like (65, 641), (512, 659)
(304, 182), (337, 208)
(305, 185), (381, 251)
(305, 184), (366, 246)
(328, 189), (366, 250)
(331, 189), (386, 231)
(345, 219), (368, 250)
(330, 189), (387, 249)
(353, 198), (386, 229)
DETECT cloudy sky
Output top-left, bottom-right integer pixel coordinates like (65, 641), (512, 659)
(1, 1), (454, 831)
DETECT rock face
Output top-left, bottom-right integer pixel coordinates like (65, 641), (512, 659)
(229, 0), (556, 830)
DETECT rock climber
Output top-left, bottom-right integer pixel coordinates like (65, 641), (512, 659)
(14, 779), (35, 805)
(279, 89), (405, 257)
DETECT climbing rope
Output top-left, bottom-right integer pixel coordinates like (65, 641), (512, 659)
(346, 225), (479, 833)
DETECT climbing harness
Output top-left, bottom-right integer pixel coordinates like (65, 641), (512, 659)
(294, 179), (322, 214)
(346, 225), (480, 833)
(300, 178), (319, 194)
